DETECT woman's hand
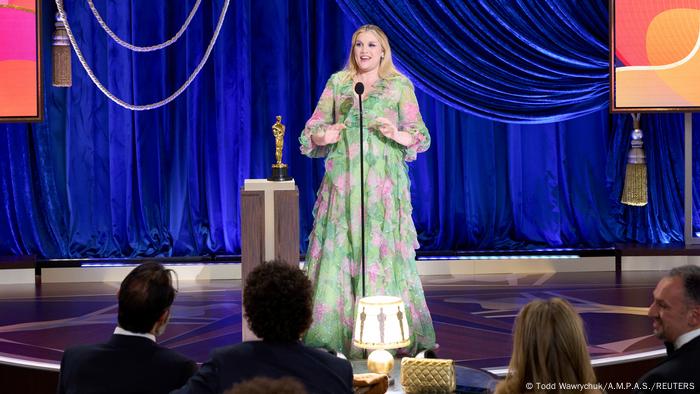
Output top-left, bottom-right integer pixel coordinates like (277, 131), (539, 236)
(375, 117), (397, 140)
(312, 124), (346, 146)
(375, 117), (414, 147)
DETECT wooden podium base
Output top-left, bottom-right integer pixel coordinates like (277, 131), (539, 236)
(240, 179), (299, 341)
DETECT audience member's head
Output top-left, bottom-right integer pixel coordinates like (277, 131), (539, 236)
(495, 298), (597, 394)
(225, 376), (307, 394)
(118, 262), (177, 335)
(243, 261), (312, 342)
(648, 265), (700, 344)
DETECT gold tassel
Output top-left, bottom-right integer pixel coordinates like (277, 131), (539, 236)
(621, 113), (648, 206)
(621, 163), (647, 206)
(52, 12), (71, 87)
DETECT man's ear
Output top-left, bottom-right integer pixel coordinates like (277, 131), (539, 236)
(688, 304), (700, 327)
(151, 308), (171, 336)
(158, 308), (170, 324)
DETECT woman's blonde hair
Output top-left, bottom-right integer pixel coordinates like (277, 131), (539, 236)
(495, 298), (599, 394)
(344, 24), (401, 80)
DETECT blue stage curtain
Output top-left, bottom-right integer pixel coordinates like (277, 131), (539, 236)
(0, 0), (353, 257)
(0, 0), (697, 259)
(413, 97), (693, 249)
(336, 0), (609, 124)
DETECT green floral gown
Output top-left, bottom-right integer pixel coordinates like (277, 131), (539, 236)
(299, 70), (436, 357)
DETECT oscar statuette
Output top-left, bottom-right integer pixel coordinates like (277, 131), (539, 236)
(268, 115), (292, 181)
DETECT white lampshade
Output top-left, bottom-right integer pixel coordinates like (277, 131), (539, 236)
(353, 296), (410, 350)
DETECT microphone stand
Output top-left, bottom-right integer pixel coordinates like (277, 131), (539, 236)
(355, 82), (366, 298)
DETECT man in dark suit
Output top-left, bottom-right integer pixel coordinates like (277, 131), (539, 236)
(635, 265), (700, 393)
(57, 262), (197, 394)
(172, 261), (353, 394)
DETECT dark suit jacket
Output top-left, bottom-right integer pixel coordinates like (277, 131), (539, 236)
(634, 335), (700, 393)
(170, 341), (354, 394)
(57, 334), (197, 394)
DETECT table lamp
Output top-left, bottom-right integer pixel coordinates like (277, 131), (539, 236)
(353, 296), (410, 375)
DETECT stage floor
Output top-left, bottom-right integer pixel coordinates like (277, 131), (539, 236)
(0, 270), (665, 372)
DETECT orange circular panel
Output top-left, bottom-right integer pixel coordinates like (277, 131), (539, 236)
(646, 9), (700, 66)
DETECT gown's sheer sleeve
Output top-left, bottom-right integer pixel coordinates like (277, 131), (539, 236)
(299, 76), (336, 158)
(397, 77), (430, 162)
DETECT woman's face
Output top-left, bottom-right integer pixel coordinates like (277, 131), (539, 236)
(353, 31), (383, 74)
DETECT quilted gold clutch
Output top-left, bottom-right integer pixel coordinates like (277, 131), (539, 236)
(400, 357), (456, 393)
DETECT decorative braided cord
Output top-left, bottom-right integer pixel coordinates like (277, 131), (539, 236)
(87, 0), (201, 52)
(54, 0), (230, 111)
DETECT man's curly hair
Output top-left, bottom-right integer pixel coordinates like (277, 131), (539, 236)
(243, 261), (313, 341)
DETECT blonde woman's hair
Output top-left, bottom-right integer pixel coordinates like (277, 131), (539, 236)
(344, 24), (401, 80)
(495, 298), (599, 394)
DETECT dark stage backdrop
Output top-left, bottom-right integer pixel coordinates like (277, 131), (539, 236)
(0, 0), (698, 259)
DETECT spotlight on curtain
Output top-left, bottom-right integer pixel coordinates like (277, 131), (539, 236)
(52, 12), (71, 87)
(353, 296), (410, 375)
(621, 113), (647, 206)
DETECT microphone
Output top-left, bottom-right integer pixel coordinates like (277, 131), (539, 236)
(355, 81), (366, 298)
(354, 82), (365, 96)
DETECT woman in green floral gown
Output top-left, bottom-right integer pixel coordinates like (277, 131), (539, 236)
(299, 25), (436, 358)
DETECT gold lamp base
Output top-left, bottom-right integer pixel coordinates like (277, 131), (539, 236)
(367, 349), (394, 375)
